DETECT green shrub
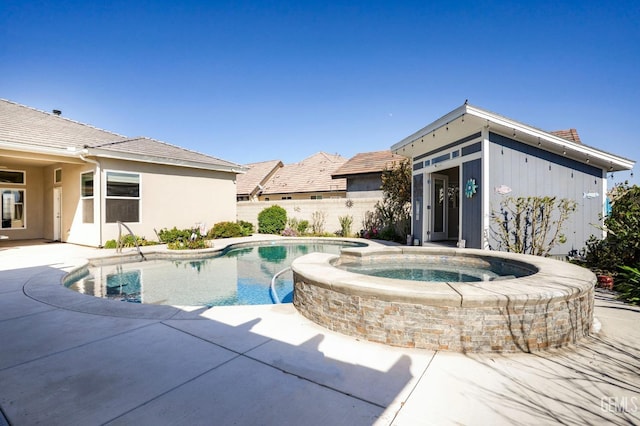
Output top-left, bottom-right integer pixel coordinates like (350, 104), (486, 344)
(338, 215), (353, 237)
(237, 220), (254, 236)
(208, 221), (244, 239)
(616, 265), (640, 305)
(584, 184), (640, 274)
(167, 239), (208, 250)
(258, 205), (287, 234)
(103, 234), (156, 249)
(287, 217), (309, 235)
(297, 219), (309, 234)
(157, 227), (195, 244)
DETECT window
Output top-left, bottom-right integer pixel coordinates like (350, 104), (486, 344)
(54, 168), (62, 184)
(1, 190), (25, 229)
(106, 171), (140, 223)
(281, 196), (292, 200)
(311, 195), (323, 200)
(0, 170), (25, 184)
(81, 172), (94, 223)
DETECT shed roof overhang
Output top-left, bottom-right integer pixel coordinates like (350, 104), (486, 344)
(391, 104), (635, 173)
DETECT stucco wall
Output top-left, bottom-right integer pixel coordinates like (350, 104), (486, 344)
(98, 158), (238, 244)
(237, 198), (380, 235)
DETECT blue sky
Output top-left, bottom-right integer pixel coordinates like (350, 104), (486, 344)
(1, 0), (638, 186)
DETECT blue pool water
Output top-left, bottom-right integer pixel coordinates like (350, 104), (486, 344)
(67, 241), (361, 307)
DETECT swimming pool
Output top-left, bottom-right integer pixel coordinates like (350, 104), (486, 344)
(66, 241), (363, 307)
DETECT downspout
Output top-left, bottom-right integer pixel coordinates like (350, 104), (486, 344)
(79, 152), (103, 247)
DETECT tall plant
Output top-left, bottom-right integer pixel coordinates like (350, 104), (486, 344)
(489, 196), (577, 256)
(362, 158), (411, 241)
(584, 183), (640, 272)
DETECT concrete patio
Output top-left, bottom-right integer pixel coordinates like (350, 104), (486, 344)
(0, 240), (638, 425)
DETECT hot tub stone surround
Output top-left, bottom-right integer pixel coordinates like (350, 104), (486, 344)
(291, 247), (595, 353)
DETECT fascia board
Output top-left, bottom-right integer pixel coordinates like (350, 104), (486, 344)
(0, 140), (81, 157)
(468, 106), (635, 170)
(391, 104), (467, 152)
(84, 148), (247, 174)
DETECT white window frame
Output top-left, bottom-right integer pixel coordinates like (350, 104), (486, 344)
(81, 171), (95, 224)
(0, 169), (26, 185)
(1, 188), (26, 229)
(105, 170), (141, 223)
(54, 168), (62, 184)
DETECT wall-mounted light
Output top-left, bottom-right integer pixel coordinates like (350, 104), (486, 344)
(563, 147), (567, 155)
(537, 138), (541, 147)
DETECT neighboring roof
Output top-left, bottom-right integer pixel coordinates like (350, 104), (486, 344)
(550, 129), (582, 144)
(0, 99), (245, 173)
(236, 159), (283, 197)
(261, 152), (347, 195)
(332, 150), (406, 179)
(391, 103), (635, 172)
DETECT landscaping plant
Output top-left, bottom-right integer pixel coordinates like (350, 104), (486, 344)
(489, 196), (577, 256)
(361, 159), (411, 242)
(258, 205), (287, 234)
(583, 183), (640, 304)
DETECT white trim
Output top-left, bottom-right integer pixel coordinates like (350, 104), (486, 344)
(0, 188), (26, 229)
(392, 104), (634, 171)
(54, 168), (62, 184)
(0, 169), (26, 185)
(481, 127), (491, 249)
(104, 169), (141, 224)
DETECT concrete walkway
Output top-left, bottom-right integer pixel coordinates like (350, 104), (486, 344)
(0, 240), (638, 425)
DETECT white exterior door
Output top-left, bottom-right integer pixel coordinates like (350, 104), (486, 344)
(53, 187), (62, 241)
(431, 174), (448, 241)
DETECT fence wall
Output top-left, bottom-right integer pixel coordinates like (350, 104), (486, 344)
(237, 198), (380, 235)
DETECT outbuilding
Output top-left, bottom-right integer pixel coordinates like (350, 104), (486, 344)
(391, 103), (634, 255)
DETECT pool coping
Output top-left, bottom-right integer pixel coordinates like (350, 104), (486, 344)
(291, 246), (595, 308)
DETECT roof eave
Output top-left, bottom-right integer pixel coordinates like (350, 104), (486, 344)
(391, 104), (635, 172)
(83, 148), (247, 174)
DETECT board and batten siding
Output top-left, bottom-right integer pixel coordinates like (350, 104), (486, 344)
(487, 132), (604, 256)
(461, 159), (482, 249)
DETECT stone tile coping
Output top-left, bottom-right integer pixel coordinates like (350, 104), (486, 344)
(291, 246), (596, 308)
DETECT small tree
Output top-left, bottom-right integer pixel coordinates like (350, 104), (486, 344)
(489, 196), (577, 256)
(362, 159), (411, 241)
(258, 205), (287, 234)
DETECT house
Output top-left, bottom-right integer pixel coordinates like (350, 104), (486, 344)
(391, 103), (635, 254)
(0, 99), (246, 247)
(253, 152), (347, 201)
(331, 150), (406, 198)
(236, 159), (283, 201)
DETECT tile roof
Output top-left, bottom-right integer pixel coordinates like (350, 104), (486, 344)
(332, 150), (406, 178)
(236, 159), (283, 196)
(550, 129), (582, 144)
(261, 152), (347, 195)
(0, 99), (243, 172)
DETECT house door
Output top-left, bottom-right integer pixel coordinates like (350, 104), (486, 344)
(431, 174), (448, 241)
(53, 187), (62, 241)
